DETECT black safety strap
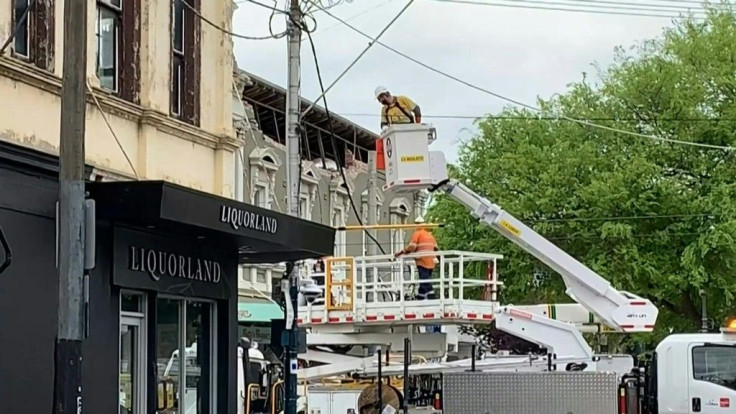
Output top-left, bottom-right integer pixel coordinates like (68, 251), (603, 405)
(384, 100), (415, 125)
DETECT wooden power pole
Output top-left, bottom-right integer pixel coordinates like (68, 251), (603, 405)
(54, 0), (88, 411)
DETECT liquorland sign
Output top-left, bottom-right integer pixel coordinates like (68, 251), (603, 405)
(220, 205), (278, 234)
(113, 227), (232, 300)
(128, 246), (222, 284)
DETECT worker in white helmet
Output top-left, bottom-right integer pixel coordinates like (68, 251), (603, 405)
(375, 86), (422, 129)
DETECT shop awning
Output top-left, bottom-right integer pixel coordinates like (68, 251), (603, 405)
(87, 180), (336, 264)
(238, 299), (283, 323)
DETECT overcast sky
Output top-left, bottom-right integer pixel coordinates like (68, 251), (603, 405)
(232, 0), (701, 163)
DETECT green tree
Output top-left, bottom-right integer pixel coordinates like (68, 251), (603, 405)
(428, 6), (736, 352)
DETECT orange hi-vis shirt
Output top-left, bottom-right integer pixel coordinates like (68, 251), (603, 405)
(405, 228), (437, 269)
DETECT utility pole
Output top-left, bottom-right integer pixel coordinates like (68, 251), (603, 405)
(367, 151), (378, 304)
(54, 0), (88, 412)
(284, 1), (302, 414)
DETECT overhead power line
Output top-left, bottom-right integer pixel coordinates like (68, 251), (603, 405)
(184, 0), (287, 40)
(303, 22), (389, 255)
(477, 0), (711, 15)
(425, 0), (710, 19)
(302, 0), (416, 117)
(236, 0), (288, 13)
(339, 113), (736, 122)
(308, 1), (735, 151)
(302, 0), (393, 40)
(561, 0), (716, 12)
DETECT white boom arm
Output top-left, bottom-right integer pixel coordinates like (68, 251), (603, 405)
(380, 123), (658, 333)
(436, 179), (658, 332)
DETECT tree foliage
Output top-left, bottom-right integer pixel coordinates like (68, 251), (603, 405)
(427, 7), (736, 352)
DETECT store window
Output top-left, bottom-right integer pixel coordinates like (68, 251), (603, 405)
(154, 297), (216, 414)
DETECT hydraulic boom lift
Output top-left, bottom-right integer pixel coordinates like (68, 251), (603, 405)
(288, 124), (735, 414)
(380, 123), (659, 334)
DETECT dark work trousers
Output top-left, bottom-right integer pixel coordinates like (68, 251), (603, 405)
(417, 266), (441, 333)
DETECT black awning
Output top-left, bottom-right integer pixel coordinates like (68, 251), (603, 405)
(87, 181), (335, 264)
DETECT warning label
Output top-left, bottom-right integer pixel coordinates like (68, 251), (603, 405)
(499, 219), (521, 237)
(400, 155), (424, 162)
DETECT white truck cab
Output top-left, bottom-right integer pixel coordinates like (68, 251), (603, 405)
(649, 325), (736, 413)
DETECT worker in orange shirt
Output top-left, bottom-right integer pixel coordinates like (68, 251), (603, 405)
(394, 216), (437, 301)
(375, 86), (422, 129)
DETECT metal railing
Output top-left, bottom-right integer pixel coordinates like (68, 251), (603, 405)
(302, 250), (505, 316)
(332, 222), (445, 266)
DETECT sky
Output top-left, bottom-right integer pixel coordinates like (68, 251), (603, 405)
(231, 0), (700, 164)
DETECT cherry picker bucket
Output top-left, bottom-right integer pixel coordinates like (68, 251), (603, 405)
(379, 124), (447, 194)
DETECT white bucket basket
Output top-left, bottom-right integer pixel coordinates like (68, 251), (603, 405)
(380, 124), (448, 194)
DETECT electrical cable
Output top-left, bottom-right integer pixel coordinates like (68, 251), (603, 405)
(645, 0), (732, 6)
(302, 24), (388, 255)
(269, 0), (282, 38)
(560, 0), (719, 12)
(527, 213), (724, 223)
(309, 2), (735, 151)
(337, 113), (736, 122)
(301, 0), (416, 118)
(180, 0), (287, 40)
(237, 0), (289, 13)
(425, 0), (709, 18)
(296, 126), (304, 218)
(428, 0), (711, 16)
(302, 0), (394, 40)
(563, 0), (715, 11)
(86, 82), (140, 179)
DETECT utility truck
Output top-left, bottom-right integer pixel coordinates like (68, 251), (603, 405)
(292, 123), (736, 413)
(237, 337), (308, 414)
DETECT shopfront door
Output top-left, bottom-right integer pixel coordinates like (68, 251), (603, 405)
(120, 313), (145, 414)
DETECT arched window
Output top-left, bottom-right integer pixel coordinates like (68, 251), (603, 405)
(389, 198), (410, 253)
(248, 147), (281, 209)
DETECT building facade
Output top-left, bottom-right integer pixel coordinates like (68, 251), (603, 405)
(0, 2), (336, 413)
(0, 0), (239, 192)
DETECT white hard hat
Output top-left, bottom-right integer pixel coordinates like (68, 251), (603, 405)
(375, 86), (389, 98)
(414, 216), (425, 224)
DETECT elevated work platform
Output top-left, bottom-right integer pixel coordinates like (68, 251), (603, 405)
(298, 251), (613, 334)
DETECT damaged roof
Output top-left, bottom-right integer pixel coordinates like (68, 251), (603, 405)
(238, 70), (379, 166)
